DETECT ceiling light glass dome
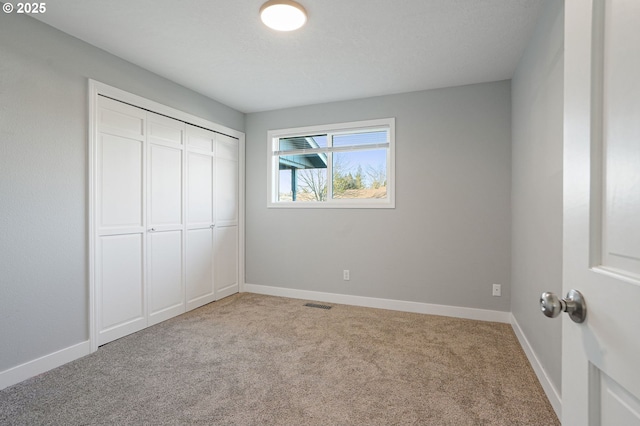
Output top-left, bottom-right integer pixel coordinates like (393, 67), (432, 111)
(260, 0), (307, 31)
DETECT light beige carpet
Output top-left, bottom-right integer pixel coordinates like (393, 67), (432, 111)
(0, 293), (559, 425)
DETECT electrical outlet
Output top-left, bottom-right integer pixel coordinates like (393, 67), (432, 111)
(343, 270), (350, 281)
(492, 284), (501, 297)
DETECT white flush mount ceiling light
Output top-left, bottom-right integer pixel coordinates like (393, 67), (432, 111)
(260, 0), (307, 31)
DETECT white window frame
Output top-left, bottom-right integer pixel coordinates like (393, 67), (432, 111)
(267, 118), (395, 208)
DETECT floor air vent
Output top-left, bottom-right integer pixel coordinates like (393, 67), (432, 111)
(304, 303), (332, 310)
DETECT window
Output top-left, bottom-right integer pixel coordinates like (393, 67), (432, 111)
(267, 118), (395, 208)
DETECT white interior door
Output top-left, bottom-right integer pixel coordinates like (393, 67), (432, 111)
(563, 1), (640, 424)
(185, 125), (216, 310)
(95, 97), (147, 345)
(146, 113), (185, 325)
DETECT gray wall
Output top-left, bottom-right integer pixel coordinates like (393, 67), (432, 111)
(0, 13), (243, 372)
(511, 0), (564, 396)
(245, 81), (512, 312)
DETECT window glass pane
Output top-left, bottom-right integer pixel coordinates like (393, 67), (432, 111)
(278, 169), (293, 201)
(278, 153), (328, 202)
(332, 130), (387, 148)
(278, 135), (327, 152)
(332, 149), (387, 199)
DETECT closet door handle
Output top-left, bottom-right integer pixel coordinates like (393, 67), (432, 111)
(148, 227), (156, 232)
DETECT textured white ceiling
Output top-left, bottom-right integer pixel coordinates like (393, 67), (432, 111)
(33, 0), (545, 113)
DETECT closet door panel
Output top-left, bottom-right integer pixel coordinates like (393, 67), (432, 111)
(186, 227), (214, 310)
(148, 119), (183, 145)
(96, 97), (147, 346)
(185, 125), (216, 310)
(98, 233), (145, 344)
(216, 135), (239, 227)
(99, 134), (143, 229)
(187, 152), (214, 226)
(148, 144), (182, 226)
(187, 127), (215, 152)
(99, 105), (145, 137)
(214, 225), (238, 299)
(148, 230), (184, 325)
(147, 114), (185, 325)
(216, 159), (238, 225)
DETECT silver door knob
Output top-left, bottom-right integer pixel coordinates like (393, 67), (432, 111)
(540, 289), (587, 323)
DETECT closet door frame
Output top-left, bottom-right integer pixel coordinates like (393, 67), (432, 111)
(88, 80), (245, 353)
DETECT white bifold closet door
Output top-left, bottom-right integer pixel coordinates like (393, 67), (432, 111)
(146, 113), (185, 326)
(185, 125), (216, 311)
(96, 98), (148, 345)
(185, 126), (239, 308)
(95, 96), (239, 346)
(214, 134), (239, 300)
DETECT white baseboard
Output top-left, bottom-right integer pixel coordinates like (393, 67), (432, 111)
(510, 315), (562, 419)
(243, 283), (511, 323)
(0, 340), (91, 391)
